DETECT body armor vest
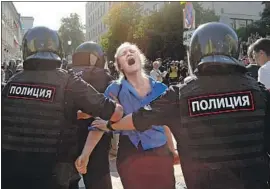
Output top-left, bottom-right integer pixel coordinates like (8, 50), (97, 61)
(2, 68), (77, 161)
(73, 66), (113, 153)
(177, 74), (268, 189)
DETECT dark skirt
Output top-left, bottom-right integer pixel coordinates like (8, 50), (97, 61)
(116, 136), (175, 189)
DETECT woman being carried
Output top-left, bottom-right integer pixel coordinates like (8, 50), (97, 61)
(75, 42), (178, 189)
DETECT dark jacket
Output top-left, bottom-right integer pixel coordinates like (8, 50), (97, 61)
(246, 64), (260, 80)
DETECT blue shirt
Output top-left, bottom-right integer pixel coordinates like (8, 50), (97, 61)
(104, 77), (168, 150)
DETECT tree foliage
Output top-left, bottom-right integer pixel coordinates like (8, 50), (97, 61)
(236, 3), (270, 41)
(100, 2), (143, 60)
(58, 13), (85, 57)
(192, 2), (220, 27)
(144, 2), (185, 60)
(101, 2), (220, 61)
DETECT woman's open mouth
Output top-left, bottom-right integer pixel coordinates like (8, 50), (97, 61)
(127, 58), (135, 66)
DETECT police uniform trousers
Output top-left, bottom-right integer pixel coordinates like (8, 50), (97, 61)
(2, 150), (75, 189)
(116, 135), (176, 189)
(71, 119), (112, 189)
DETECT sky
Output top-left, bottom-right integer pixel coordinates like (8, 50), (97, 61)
(13, 2), (86, 31)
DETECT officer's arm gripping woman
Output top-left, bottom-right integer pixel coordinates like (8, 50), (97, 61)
(93, 22), (270, 189)
(2, 26), (123, 189)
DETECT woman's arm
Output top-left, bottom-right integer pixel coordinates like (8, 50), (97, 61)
(164, 125), (180, 164)
(75, 130), (104, 174)
(164, 125), (175, 152)
(92, 85), (180, 132)
(92, 115), (137, 131)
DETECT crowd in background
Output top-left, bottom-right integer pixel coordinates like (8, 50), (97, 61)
(2, 34), (269, 89)
(1, 59), (23, 83)
(1, 55), (190, 88)
(148, 58), (188, 85)
(239, 32), (263, 65)
(107, 57), (189, 86)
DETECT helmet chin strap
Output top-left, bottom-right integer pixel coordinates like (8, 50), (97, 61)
(89, 54), (98, 66)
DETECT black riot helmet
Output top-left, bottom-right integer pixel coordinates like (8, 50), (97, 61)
(72, 41), (106, 68)
(189, 22), (245, 73)
(22, 26), (63, 64)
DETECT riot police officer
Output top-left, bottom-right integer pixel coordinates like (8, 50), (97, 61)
(2, 26), (123, 189)
(71, 41), (114, 189)
(93, 22), (270, 189)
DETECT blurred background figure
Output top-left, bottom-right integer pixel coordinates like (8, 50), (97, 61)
(61, 58), (68, 70)
(150, 61), (167, 82)
(246, 44), (260, 80)
(15, 63), (23, 73)
(168, 61), (178, 84)
(108, 61), (119, 80)
(252, 38), (270, 90)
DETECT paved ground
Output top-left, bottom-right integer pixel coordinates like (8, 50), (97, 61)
(78, 156), (187, 189)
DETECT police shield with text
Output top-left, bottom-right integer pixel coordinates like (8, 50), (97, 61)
(71, 41), (114, 189)
(122, 22), (270, 189)
(2, 26), (123, 189)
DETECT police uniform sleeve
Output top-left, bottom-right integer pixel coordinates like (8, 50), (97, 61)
(132, 85), (180, 132)
(261, 83), (270, 154)
(67, 72), (116, 120)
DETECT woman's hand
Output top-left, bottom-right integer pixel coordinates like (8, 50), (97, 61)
(92, 117), (110, 132)
(170, 149), (180, 165)
(75, 154), (89, 174)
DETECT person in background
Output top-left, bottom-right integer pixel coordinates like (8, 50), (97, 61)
(179, 60), (188, 82)
(253, 38), (270, 90)
(246, 44), (260, 80)
(16, 59), (22, 67)
(2, 62), (6, 79)
(158, 59), (166, 73)
(5, 62), (14, 81)
(150, 61), (167, 82)
(61, 58), (68, 70)
(2, 62), (6, 89)
(108, 61), (119, 80)
(15, 63), (23, 73)
(9, 59), (17, 74)
(242, 55), (250, 66)
(168, 61), (178, 84)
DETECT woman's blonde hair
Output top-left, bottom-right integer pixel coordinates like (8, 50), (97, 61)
(114, 42), (147, 80)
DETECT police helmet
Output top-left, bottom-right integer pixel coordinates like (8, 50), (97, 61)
(189, 22), (244, 72)
(72, 41), (106, 68)
(22, 26), (63, 63)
